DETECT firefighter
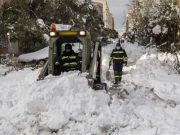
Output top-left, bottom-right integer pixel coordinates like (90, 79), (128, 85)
(109, 43), (128, 84)
(55, 43), (80, 72)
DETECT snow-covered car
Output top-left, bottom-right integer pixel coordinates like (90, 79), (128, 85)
(18, 47), (48, 66)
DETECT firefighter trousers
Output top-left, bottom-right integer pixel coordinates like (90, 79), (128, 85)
(113, 63), (123, 83)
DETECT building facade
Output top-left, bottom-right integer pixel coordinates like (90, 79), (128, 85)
(92, 1), (103, 17)
(92, 0), (113, 29)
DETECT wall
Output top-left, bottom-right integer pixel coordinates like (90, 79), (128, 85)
(0, 48), (8, 54)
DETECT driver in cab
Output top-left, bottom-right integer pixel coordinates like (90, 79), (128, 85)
(55, 43), (80, 72)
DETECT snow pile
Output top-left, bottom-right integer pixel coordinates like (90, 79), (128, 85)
(126, 52), (180, 103)
(121, 43), (147, 63)
(130, 52), (176, 85)
(18, 46), (48, 61)
(1, 42), (180, 134)
(0, 70), (113, 135)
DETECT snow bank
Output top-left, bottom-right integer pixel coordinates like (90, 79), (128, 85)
(121, 43), (147, 63)
(127, 52), (180, 103)
(1, 41), (180, 135)
(0, 70), (113, 134)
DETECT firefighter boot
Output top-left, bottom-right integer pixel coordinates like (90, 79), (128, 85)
(114, 78), (119, 84)
(118, 77), (121, 84)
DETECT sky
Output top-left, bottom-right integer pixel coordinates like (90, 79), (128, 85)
(1, 40), (180, 134)
(106, 0), (129, 35)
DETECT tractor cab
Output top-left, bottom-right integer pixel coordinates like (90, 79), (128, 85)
(53, 42), (83, 75)
(38, 23), (107, 91)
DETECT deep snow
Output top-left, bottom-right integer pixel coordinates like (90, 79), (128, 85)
(1, 42), (180, 135)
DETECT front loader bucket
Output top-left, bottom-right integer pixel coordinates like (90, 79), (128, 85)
(93, 83), (107, 92)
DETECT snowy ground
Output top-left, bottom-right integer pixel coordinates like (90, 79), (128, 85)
(1, 42), (180, 135)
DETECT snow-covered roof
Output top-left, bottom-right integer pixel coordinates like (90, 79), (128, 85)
(55, 24), (72, 31)
(18, 46), (48, 61)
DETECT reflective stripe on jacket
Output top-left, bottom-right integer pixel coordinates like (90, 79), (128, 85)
(58, 50), (79, 69)
(109, 48), (128, 63)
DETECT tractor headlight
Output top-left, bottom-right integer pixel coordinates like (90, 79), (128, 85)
(79, 31), (86, 36)
(50, 32), (56, 36)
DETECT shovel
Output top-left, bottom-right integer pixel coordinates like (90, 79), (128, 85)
(106, 66), (111, 81)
